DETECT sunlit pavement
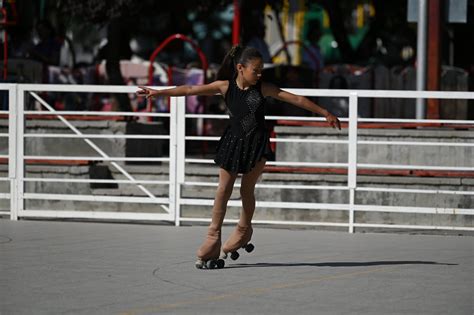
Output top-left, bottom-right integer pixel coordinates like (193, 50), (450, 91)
(1, 219), (472, 315)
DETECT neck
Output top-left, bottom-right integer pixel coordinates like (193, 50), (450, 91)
(236, 76), (250, 90)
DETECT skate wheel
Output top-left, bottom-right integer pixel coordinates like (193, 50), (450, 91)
(206, 260), (217, 269)
(245, 243), (254, 253)
(216, 259), (225, 269)
(195, 260), (205, 269)
(230, 251), (240, 260)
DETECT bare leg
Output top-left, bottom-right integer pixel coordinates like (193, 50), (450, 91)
(239, 158), (267, 226)
(209, 168), (238, 231)
(196, 167), (237, 263)
(222, 159), (266, 256)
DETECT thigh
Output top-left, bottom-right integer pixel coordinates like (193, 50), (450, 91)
(217, 167), (238, 191)
(241, 158), (267, 189)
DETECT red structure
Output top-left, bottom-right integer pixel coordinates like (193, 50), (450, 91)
(146, 33), (208, 113)
(232, 0), (241, 45)
(147, 33), (208, 86)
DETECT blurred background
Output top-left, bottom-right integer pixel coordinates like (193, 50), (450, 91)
(1, 0), (473, 228)
(0, 0), (472, 120)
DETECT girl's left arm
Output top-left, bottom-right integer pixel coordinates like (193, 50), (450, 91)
(262, 82), (341, 130)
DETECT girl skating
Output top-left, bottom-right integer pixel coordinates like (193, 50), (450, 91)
(137, 45), (341, 269)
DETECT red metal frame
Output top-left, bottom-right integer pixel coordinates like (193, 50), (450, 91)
(146, 34), (208, 114)
(232, 0), (240, 45)
(147, 33), (208, 86)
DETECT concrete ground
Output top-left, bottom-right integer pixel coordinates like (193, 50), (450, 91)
(0, 219), (473, 315)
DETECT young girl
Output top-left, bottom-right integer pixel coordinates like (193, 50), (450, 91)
(137, 45), (341, 269)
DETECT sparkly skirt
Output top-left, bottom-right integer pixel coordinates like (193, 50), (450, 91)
(214, 126), (274, 174)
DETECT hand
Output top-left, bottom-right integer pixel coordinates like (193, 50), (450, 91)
(136, 86), (156, 99)
(325, 112), (341, 130)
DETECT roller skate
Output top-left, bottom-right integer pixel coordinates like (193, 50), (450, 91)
(221, 224), (254, 261)
(195, 227), (225, 269)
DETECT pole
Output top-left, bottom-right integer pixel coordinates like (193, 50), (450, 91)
(416, 0), (427, 119)
(232, 0), (240, 45)
(348, 93), (358, 233)
(427, 0), (441, 119)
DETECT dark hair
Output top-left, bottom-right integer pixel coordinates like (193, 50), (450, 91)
(216, 45), (263, 80)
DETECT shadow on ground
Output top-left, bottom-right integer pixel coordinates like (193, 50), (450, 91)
(225, 260), (458, 269)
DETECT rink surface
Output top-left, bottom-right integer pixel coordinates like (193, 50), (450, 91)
(1, 219), (473, 315)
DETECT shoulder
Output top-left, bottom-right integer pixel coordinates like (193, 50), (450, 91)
(184, 80), (230, 96)
(211, 80), (230, 95)
(196, 80), (229, 96)
(261, 81), (280, 97)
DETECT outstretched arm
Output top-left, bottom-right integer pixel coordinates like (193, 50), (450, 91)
(262, 82), (341, 130)
(136, 80), (228, 98)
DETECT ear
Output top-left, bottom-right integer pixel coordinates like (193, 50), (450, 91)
(236, 63), (245, 72)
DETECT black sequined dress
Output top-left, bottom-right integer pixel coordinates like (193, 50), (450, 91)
(214, 79), (274, 174)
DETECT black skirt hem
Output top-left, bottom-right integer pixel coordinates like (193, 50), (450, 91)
(214, 127), (274, 174)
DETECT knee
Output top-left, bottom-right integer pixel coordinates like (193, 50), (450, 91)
(240, 185), (255, 199)
(216, 184), (234, 199)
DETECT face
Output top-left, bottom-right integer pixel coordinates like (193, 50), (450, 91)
(237, 58), (263, 85)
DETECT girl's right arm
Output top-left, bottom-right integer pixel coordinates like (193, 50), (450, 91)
(136, 80), (228, 98)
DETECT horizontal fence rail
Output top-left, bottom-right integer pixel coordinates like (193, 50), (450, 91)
(1, 83), (473, 232)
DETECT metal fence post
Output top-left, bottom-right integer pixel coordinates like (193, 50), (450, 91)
(8, 85), (18, 220)
(175, 96), (186, 226)
(169, 97), (178, 225)
(13, 85), (25, 219)
(348, 92), (358, 233)
(169, 96), (185, 227)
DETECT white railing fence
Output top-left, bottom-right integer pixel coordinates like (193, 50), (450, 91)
(1, 84), (473, 232)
